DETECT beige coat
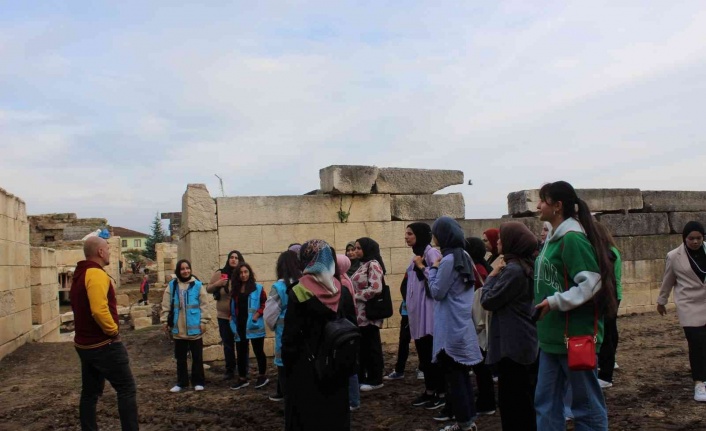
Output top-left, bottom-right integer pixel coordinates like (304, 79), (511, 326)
(657, 245), (706, 327)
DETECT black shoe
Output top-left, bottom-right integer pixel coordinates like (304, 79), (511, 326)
(412, 392), (435, 407)
(433, 408), (454, 422)
(425, 395), (446, 410)
(230, 379), (249, 390)
(254, 376), (270, 389)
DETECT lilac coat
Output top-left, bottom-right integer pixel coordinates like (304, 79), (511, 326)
(406, 245), (442, 340)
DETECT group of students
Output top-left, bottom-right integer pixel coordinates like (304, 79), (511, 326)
(157, 179), (706, 431)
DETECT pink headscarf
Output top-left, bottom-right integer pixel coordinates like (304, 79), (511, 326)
(336, 254), (356, 299)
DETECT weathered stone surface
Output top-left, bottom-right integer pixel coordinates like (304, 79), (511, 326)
(320, 165), (379, 195)
(31, 316), (61, 342)
(202, 345), (224, 362)
(130, 309), (150, 319)
(391, 193), (464, 221)
(217, 195), (391, 226)
(116, 294), (130, 307)
(31, 283), (58, 305)
(178, 231), (220, 282)
(668, 212), (706, 234)
(332, 221), (408, 251)
(374, 168), (463, 195)
(31, 300), (58, 324)
(61, 311), (74, 323)
(597, 213), (669, 236)
(30, 247), (56, 268)
(132, 317), (152, 330)
(508, 188), (643, 216)
(218, 225), (263, 255)
(261, 224), (335, 254)
(613, 235), (682, 261)
(643, 191), (706, 212)
(621, 260), (666, 284)
(390, 248), (413, 275)
(181, 184), (217, 234)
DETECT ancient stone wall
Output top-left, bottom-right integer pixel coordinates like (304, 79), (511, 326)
(155, 242), (178, 284)
(29, 247), (60, 342)
(28, 213), (108, 247)
(0, 188), (31, 360)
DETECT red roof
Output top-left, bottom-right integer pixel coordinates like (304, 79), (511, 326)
(112, 227), (149, 238)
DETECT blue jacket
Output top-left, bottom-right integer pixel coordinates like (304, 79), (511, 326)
(230, 283), (266, 341)
(169, 279), (204, 336)
(271, 280), (289, 367)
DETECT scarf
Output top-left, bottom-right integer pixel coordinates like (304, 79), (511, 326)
(298, 240), (342, 312)
(483, 228), (500, 257)
(464, 237), (492, 273)
(431, 216), (474, 287)
(336, 254), (356, 297)
(683, 221), (706, 282)
(499, 222), (537, 277)
(346, 241), (361, 276)
(356, 237), (387, 274)
(407, 222), (432, 257)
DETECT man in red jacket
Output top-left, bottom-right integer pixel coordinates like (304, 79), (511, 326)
(70, 236), (138, 431)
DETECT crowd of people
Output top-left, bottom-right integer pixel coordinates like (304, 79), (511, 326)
(68, 180), (706, 431)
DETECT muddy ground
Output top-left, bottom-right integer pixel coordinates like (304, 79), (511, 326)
(0, 311), (704, 431)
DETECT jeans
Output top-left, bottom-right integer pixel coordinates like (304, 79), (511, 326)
(414, 335), (445, 394)
(438, 351), (476, 425)
(535, 350), (607, 431)
(394, 316), (411, 373)
(217, 318), (236, 374)
(359, 325), (384, 385)
(175, 338), (204, 387)
(75, 342), (139, 431)
(349, 374), (360, 408)
(236, 325), (266, 378)
(498, 358), (536, 431)
(684, 325), (706, 381)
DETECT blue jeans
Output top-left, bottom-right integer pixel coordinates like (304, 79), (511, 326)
(535, 350), (607, 431)
(75, 342), (138, 431)
(349, 374), (360, 408)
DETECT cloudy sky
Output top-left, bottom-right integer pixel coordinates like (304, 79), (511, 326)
(2, 1), (705, 234)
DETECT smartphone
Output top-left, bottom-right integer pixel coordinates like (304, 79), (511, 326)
(220, 273), (228, 280)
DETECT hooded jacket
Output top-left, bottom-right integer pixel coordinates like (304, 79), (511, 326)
(70, 260), (119, 349)
(534, 217), (604, 354)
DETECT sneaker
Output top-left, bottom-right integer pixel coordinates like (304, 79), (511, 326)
(230, 379), (249, 390)
(492, 375), (498, 383)
(169, 385), (182, 393)
(254, 376), (270, 389)
(614, 362), (619, 370)
(598, 379), (613, 389)
(439, 423), (477, 431)
(425, 395), (447, 410)
(695, 382), (706, 402)
(433, 408), (454, 422)
(417, 369), (425, 380)
(194, 385), (204, 391)
(269, 393), (284, 401)
(383, 371), (405, 380)
(359, 383), (384, 392)
(477, 409), (496, 415)
(349, 404), (360, 412)
(412, 392), (435, 407)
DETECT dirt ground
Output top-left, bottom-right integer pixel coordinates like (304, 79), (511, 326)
(0, 311), (704, 431)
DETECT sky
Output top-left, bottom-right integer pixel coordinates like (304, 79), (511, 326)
(2, 1), (706, 234)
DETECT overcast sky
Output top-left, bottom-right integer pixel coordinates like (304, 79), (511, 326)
(2, 1), (705, 234)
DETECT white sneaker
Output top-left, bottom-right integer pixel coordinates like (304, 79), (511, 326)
(598, 379), (613, 389)
(695, 382), (706, 402)
(417, 369), (425, 380)
(194, 385), (204, 391)
(614, 362), (619, 370)
(169, 385), (182, 393)
(359, 383), (384, 392)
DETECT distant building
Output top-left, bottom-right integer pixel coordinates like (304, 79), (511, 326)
(112, 227), (149, 252)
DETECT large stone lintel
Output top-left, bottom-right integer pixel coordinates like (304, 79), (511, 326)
(668, 212), (706, 234)
(390, 193), (464, 221)
(643, 191), (706, 212)
(374, 168), (463, 195)
(320, 165), (379, 195)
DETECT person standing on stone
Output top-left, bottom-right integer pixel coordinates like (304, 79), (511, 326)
(160, 259), (211, 393)
(207, 250), (244, 380)
(70, 236), (139, 431)
(138, 269), (150, 305)
(483, 228), (500, 265)
(350, 237), (386, 392)
(657, 220), (706, 402)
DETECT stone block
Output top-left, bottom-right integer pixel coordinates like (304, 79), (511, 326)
(643, 191), (706, 212)
(507, 190), (541, 216)
(132, 317), (153, 330)
(391, 193), (464, 221)
(181, 184), (217, 234)
(0, 308), (32, 345)
(202, 345), (224, 362)
(0, 332), (30, 361)
(507, 188), (643, 216)
(218, 226), (263, 255)
(30, 247), (56, 268)
(30, 267), (57, 287)
(31, 283), (58, 305)
(0, 266), (9, 292)
(458, 219), (504, 238)
(319, 165), (379, 194)
(261, 224), (335, 254)
(130, 309), (150, 319)
(620, 290), (652, 308)
(374, 168), (463, 195)
(333, 221), (408, 252)
(61, 311), (74, 323)
(668, 212), (706, 234)
(55, 248), (84, 267)
(597, 213), (669, 236)
(116, 294), (130, 307)
(390, 248), (413, 275)
(385, 274), (405, 302)
(240, 253), (280, 282)
(179, 231), (220, 281)
(32, 300), (58, 324)
(217, 194), (391, 226)
(11, 266), (30, 290)
(0, 288), (31, 318)
(14, 244), (29, 267)
(621, 261), (665, 285)
(30, 316), (61, 342)
(613, 235), (682, 261)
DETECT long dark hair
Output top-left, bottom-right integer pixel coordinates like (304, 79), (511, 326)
(276, 251), (302, 285)
(539, 181), (617, 317)
(174, 259), (194, 282)
(231, 262), (257, 296)
(222, 250), (244, 274)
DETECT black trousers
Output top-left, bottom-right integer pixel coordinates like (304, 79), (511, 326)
(684, 325), (706, 382)
(174, 338), (204, 387)
(236, 324), (267, 378)
(414, 335), (445, 394)
(438, 351), (475, 424)
(394, 315), (411, 373)
(497, 358), (537, 431)
(277, 365), (287, 396)
(598, 300), (620, 383)
(472, 350), (496, 412)
(217, 318), (236, 374)
(359, 325), (384, 386)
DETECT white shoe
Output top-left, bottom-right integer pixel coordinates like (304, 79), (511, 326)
(169, 385), (182, 393)
(695, 382), (706, 402)
(417, 369), (425, 380)
(194, 385), (204, 391)
(359, 383), (384, 392)
(614, 362), (619, 370)
(598, 379), (613, 389)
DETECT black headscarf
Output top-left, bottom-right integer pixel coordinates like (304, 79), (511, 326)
(356, 237), (387, 274)
(346, 241), (361, 276)
(464, 237), (491, 273)
(683, 221), (706, 282)
(407, 222), (432, 257)
(431, 216), (474, 288)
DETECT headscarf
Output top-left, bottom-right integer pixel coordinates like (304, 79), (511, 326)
(346, 240), (361, 276)
(682, 221), (706, 282)
(431, 216), (474, 287)
(336, 254), (355, 297)
(483, 228), (500, 256)
(356, 237), (387, 274)
(298, 240), (342, 311)
(288, 243), (302, 255)
(407, 222), (432, 257)
(499, 222), (537, 277)
(465, 237), (491, 273)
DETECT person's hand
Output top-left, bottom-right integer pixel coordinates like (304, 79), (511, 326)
(432, 257), (442, 268)
(534, 299), (551, 321)
(490, 256), (506, 276)
(413, 256), (425, 269)
(252, 312), (260, 322)
(657, 304), (667, 316)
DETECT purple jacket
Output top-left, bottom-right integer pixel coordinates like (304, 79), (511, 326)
(406, 245), (442, 340)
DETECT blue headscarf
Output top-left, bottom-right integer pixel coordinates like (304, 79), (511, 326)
(431, 216), (474, 288)
(299, 239), (338, 294)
